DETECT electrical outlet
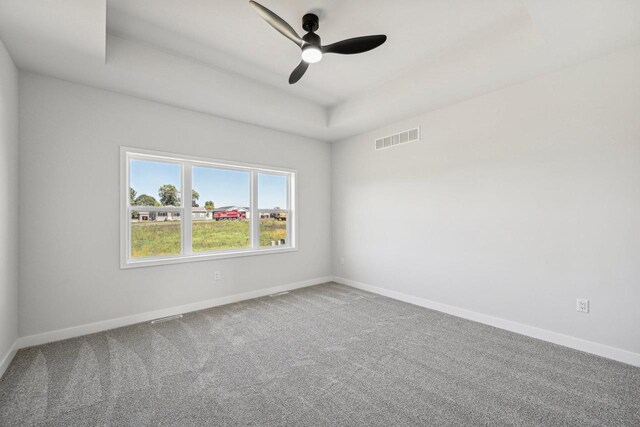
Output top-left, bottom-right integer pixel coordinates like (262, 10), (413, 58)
(214, 271), (221, 281)
(576, 298), (589, 313)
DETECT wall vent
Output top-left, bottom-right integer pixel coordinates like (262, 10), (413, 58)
(150, 314), (183, 324)
(269, 291), (289, 297)
(375, 127), (420, 150)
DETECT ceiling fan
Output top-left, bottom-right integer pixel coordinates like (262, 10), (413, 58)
(249, 1), (387, 84)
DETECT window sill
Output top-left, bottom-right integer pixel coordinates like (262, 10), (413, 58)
(121, 246), (297, 269)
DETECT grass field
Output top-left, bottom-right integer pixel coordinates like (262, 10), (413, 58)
(131, 219), (287, 258)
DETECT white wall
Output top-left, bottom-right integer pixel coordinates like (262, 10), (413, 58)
(0, 39), (19, 369)
(18, 73), (332, 337)
(332, 46), (640, 355)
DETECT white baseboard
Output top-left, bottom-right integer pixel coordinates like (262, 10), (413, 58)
(17, 276), (333, 349)
(334, 276), (640, 368)
(0, 340), (18, 379)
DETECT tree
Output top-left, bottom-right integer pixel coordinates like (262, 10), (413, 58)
(192, 189), (200, 207)
(134, 194), (159, 206)
(204, 200), (215, 210)
(158, 184), (180, 206)
(129, 187), (137, 204)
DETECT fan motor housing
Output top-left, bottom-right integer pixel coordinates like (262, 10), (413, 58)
(302, 32), (321, 46)
(302, 13), (319, 32)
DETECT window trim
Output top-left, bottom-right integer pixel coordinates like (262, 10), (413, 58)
(120, 147), (297, 269)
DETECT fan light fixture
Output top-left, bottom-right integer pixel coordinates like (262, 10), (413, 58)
(301, 45), (322, 63)
(249, 1), (387, 84)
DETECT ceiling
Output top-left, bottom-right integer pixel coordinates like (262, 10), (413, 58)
(107, 0), (530, 106)
(1, 0), (639, 142)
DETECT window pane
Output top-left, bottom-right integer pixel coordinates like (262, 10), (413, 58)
(260, 213), (288, 247)
(258, 173), (287, 210)
(130, 210), (181, 258)
(130, 159), (182, 207)
(192, 166), (250, 252)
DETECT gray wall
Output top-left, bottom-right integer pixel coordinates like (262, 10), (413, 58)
(18, 73), (332, 337)
(0, 39), (18, 366)
(332, 46), (640, 354)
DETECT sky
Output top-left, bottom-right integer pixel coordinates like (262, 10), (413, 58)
(130, 159), (286, 209)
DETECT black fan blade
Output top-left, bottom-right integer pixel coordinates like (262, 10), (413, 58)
(289, 61), (309, 84)
(322, 35), (387, 54)
(249, 1), (303, 47)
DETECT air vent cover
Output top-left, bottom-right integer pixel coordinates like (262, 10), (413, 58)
(375, 127), (420, 150)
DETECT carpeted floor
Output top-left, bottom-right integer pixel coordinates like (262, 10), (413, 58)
(1, 282), (639, 426)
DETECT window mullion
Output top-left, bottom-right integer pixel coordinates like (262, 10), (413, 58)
(251, 171), (259, 249)
(287, 174), (298, 247)
(124, 153), (132, 265)
(286, 174), (292, 248)
(183, 163), (193, 255)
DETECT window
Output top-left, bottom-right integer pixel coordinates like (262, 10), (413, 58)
(258, 173), (289, 247)
(192, 166), (250, 253)
(121, 148), (296, 268)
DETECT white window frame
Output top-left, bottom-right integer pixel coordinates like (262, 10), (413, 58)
(120, 147), (297, 269)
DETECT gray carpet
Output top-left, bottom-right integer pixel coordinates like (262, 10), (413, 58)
(1, 283), (639, 426)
